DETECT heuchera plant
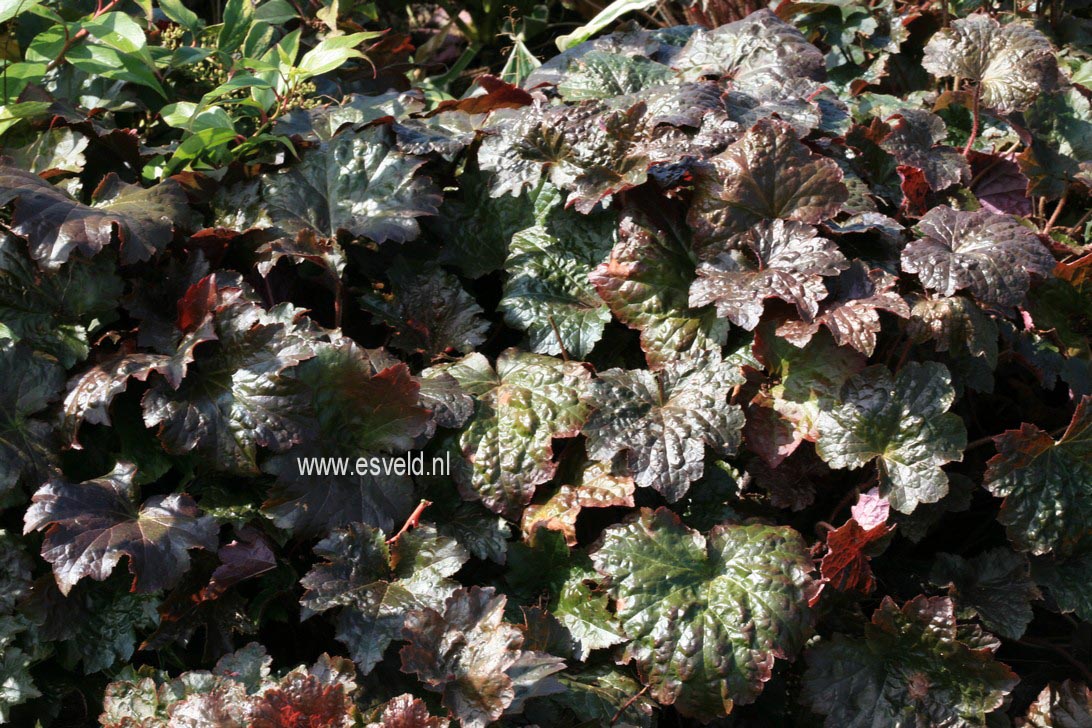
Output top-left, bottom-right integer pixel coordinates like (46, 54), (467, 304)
(0, 0), (1091, 725)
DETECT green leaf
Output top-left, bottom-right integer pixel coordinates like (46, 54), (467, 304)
(435, 169), (538, 279)
(590, 508), (817, 721)
(218, 0), (254, 53)
(253, 126), (441, 244)
(527, 665), (655, 727)
(902, 206), (1055, 309)
(31, 580), (159, 674)
(499, 193), (615, 358)
(921, 15), (1057, 112)
(802, 596), (1018, 727)
(816, 362), (966, 514)
(554, 0), (658, 51)
(756, 326), (866, 447)
(158, 0), (201, 32)
(6, 128), (88, 175)
(0, 0), (42, 24)
(1018, 88), (1092, 198)
(23, 462), (218, 595)
(0, 338), (62, 492)
(689, 219), (848, 331)
(300, 522), (467, 675)
(583, 351), (745, 502)
(590, 212), (727, 369)
(929, 548), (1040, 640)
(296, 31), (380, 79)
(435, 350), (590, 518)
(0, 645), (38, 723)
(984, 396), (1092, 556)
(0, 240), (122, 367)
(556, 51), (675, 101)
(688, 119), (848, 247)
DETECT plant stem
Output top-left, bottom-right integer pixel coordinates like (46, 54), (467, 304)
(1018, 637), (1092, 684)
(1043, 189), (1070, 233)
(962, 84), (981, 156)
(46, 0), (122, 71)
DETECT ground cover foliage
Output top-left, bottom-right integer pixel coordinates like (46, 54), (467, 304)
(0, 0), (1091, 725)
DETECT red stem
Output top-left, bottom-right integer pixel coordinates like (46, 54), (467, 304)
(962, 84), (981, 156)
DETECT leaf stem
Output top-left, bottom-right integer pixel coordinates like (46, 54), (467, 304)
(46, 0), (122, 71)
(1043, 189), (1069, 233)
(962, 84), (981, 157)
(1017, 637), (1092, 684)
(386, 500), (432, 545)
(610, 685), (649, 725)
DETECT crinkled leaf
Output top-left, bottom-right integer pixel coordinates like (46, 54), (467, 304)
(1018, 88), (1092, 199)
(0, 646), (38, 723)
(901, 206), (1054, 309)
(674, 9), (825, 88)
(435, 170), (537, 279)
(802, 596), (1018, 727)
(142, 279), (318, 474)
(522, 459), (635, 547)
(690, 219), (848, 330)
(878, 109), (968, 191)
(0, 166), (191, 268)
(755, 326), (866, 447)
(908, 294), (999, 365)
(0, 338), (63, 491)
(438, 350), (590, 518)
(300, 522), (467, 675)
(528, 665), (655, 728)
(590, 508), (817, 720)
(776, 262), (909, 356)
(930, 547), (1039, 640)
(477, 101), (651, 213)
(262, 444), (416, 537)
(23, 462), (217, 595)
(367, 693), (449, 728)
(361, 262), (488, 360)
(590, 212), (727, 369)
(816, 362), (966, 514)
(400, 586), (565, 728)
(688, 119), (848, 246)
(253, 126), (441, 244)
(921, 15), (1057, 112)
(297, 338), (430, 454)
(0, 238), (123, 367)
(29, 578), (159, 674)
(557, 51), (675, 101)
(499, 196), (614, 358)
(1021, 680), (1092, 728)
(554, 566), (626, 659)
(583, 351), (745, 502)
(984, 396), (1092, 556)
(818, 515), (891, 598)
